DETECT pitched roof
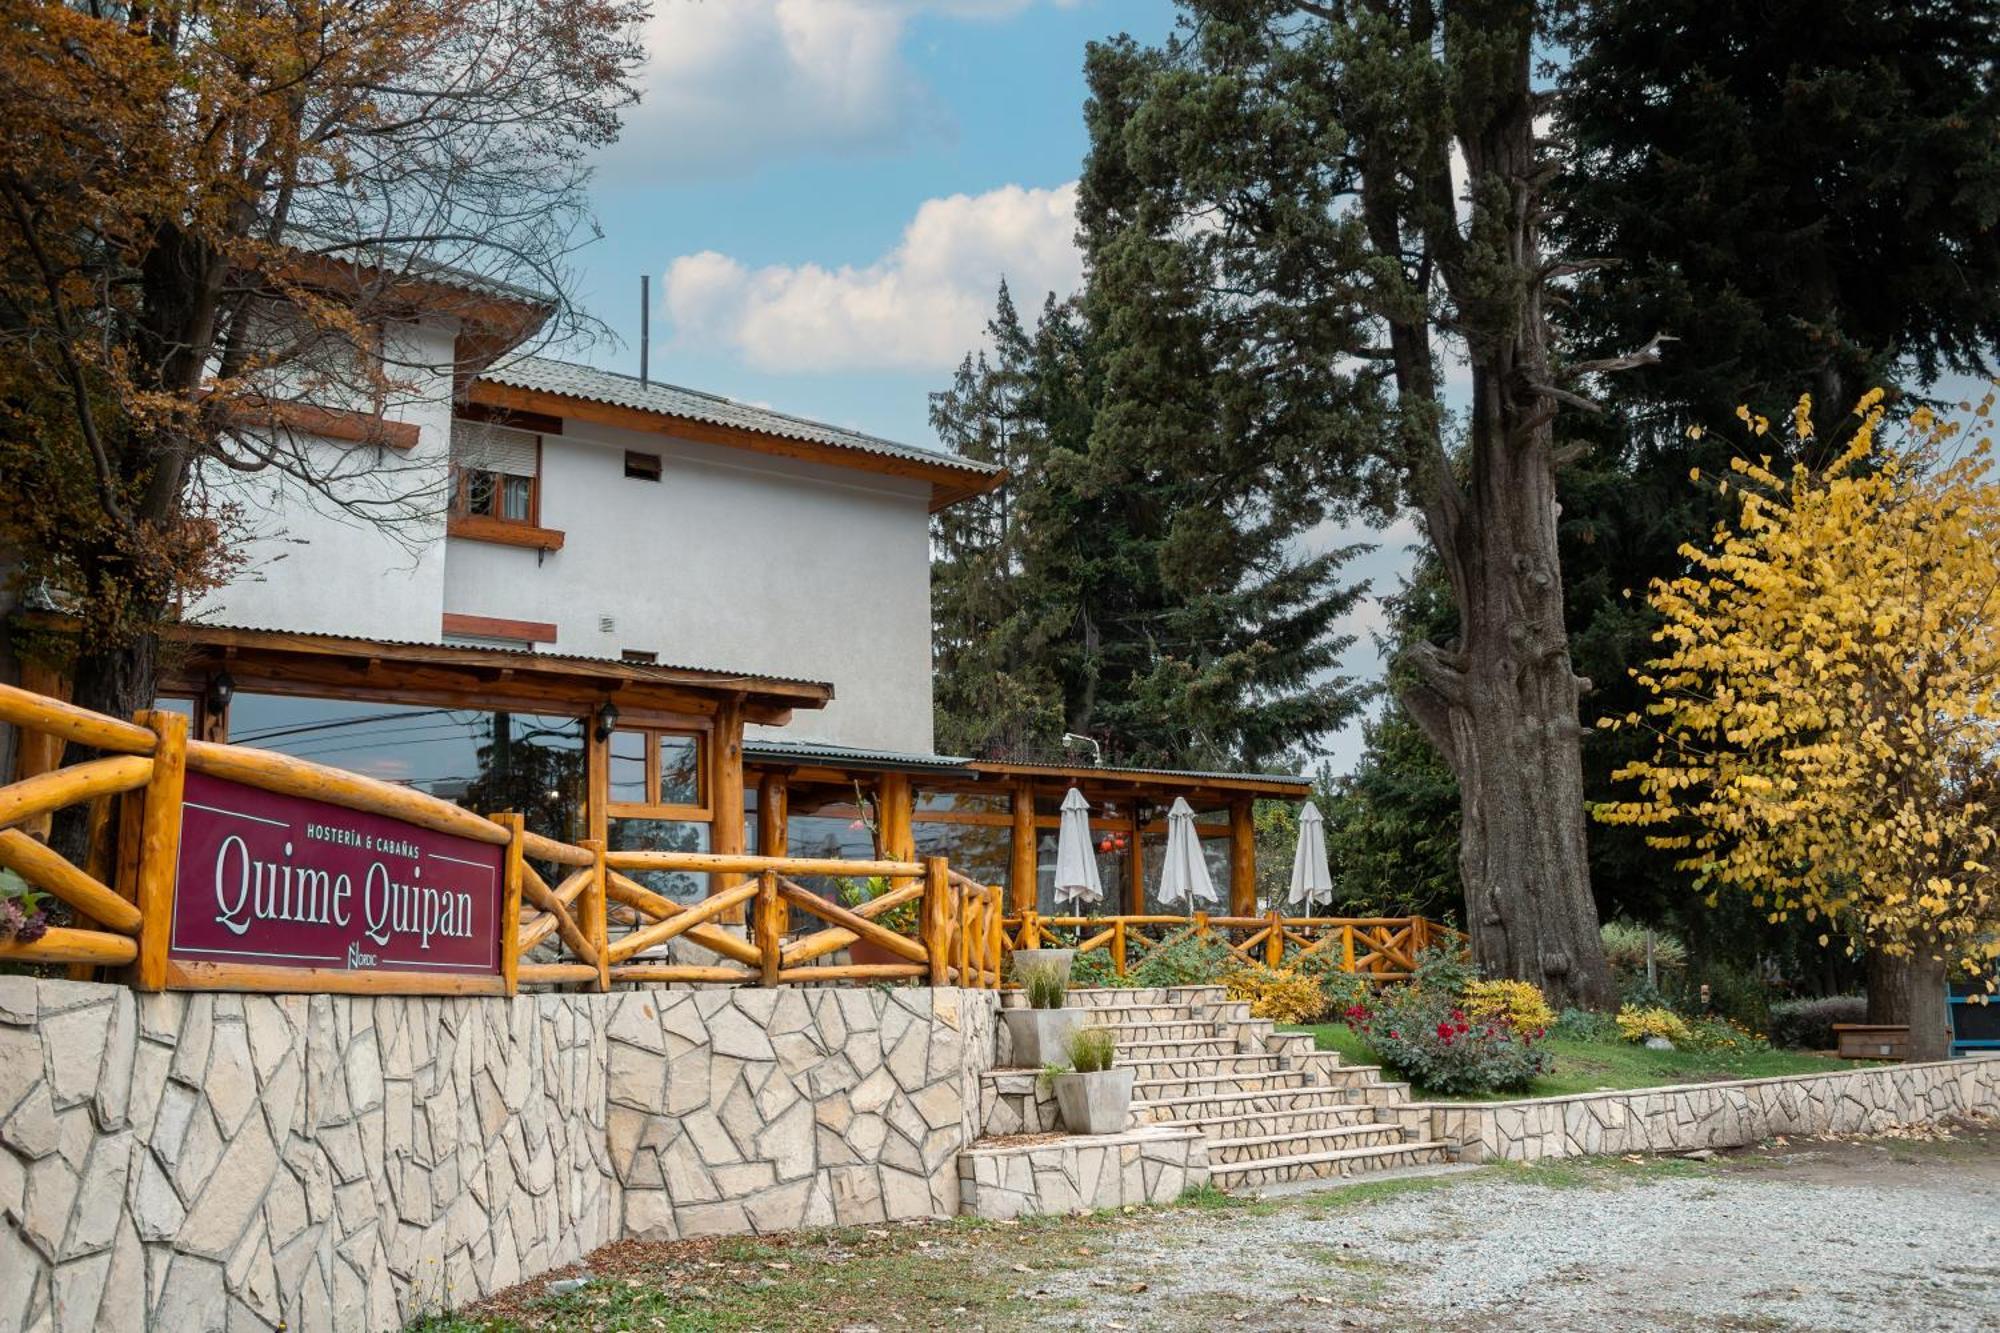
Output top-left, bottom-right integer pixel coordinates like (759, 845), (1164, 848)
(477, 356), (1000, 484)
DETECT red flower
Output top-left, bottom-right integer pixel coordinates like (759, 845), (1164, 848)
(1387, 1029), (1399, 1040)
(1436, 1021), (1454, 1040)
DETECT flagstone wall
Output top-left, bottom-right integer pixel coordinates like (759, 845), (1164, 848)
(1385, 1055), (2000, 1163)
(0, 977), (997, 1332)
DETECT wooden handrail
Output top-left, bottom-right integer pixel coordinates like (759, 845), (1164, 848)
(0, 756), (153, 832)
(0, 681), (157, 755)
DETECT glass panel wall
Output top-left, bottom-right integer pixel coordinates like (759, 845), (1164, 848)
(1141, 833), (1233, 915)
(225, 694), (585, 842)
(609, 818), (712, 904)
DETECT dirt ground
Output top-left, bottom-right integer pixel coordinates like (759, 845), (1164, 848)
(422, 1117), (2000, 1333)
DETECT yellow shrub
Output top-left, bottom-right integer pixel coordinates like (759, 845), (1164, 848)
(1615, 1005), (1693, 1046)
(1463, 979), (1556, 1035)
(1223, 965), (1326, 1024)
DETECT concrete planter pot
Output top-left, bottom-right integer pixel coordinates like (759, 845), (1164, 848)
(1000, 1006), (1083, 1068)
(1052, 1068), (1135, 1135)
(1009, 948), (1077, 988)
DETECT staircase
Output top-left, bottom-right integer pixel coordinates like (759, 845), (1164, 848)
(988, 984), (1450, 1191)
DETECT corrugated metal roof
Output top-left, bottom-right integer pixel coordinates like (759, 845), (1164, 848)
(972, 758), (1311, 788)
(742, 738), (1310, 790)
(479, 357), (999, 476)
(743, 738), (974, 771)
(176, 623), (833, 696)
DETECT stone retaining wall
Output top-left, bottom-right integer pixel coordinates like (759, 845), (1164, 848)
(604, 986), (996, 1238)
(1388, 1055), (2000, 1164)
(957, 1126), (1207, 1220)
(0, 977), (998, 1331)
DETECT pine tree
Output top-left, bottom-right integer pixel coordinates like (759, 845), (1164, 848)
(929, 282), (1369, 771)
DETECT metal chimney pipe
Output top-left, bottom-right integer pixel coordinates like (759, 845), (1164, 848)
(640, 274), (650, 386)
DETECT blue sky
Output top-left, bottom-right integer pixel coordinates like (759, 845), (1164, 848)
(567, 0), (1413, 773)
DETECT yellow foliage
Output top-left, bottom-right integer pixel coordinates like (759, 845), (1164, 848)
(1616, 1006), (1693, 1046)
(1223, 965), (1326, 1025)
(1597, 393), (2000, 978)
(1463, 979), (1557, 1034)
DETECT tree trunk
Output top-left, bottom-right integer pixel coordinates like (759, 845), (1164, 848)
(1904, 951), (1951, 1063)
(1404, 387), (1615, 1011)
(1391, 8), (1614, 1012)
(1864, 948), (1910, 1026)
(49, 631), (162, 871)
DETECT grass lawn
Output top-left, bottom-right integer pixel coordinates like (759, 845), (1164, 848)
(1285, 1021), (1869, 1101)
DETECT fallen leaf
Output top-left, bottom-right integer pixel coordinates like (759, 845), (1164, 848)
(1011, 1263), (1033, 1274)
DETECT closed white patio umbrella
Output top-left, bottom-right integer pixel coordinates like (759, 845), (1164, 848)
(1286, 800), (1335, 911)
(1051, 787), (1104, 909)
(1156, 796), (1220, 909)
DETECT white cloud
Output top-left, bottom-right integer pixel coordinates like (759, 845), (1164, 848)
(607, 0), (1039, 173)
(664, 180), (1083, 372)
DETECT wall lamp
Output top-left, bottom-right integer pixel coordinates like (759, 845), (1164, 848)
(592, 699), (620, 743)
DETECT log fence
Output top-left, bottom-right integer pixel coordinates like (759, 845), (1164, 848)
(1003, 909), (1454, 980)
(0, 682), (1450, 994)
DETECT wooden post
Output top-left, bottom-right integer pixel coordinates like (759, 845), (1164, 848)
(754, 869), (782, 986)
(921, 856), (950, 987)
(1125, 804), (1145, 917)
(15, 658), (70, 838)
(131, 709), (187, 992)
(497, 813), (525, 996)
(583, 838), (610, 992)
(1341, 924), (1356, 974)
(712, 697), (746, 922)
(1267, 908), (1284, 967)
(988, 890), (1003, 986)
(1022, 908), (1040, 950)
(1194, 909), (1209, 939)
(876, 772), (914, 862)
(1228, 797), (1257, 918)
(1112, 918), (1127, 978)
(756, 770), (789, 859)
(951, 880), (969, 985)
(1008, 780), (1036, 914)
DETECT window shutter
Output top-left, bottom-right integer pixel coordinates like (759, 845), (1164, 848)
(450, 420), (539, 477)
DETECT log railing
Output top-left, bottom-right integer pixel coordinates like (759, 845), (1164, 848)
(1003, 909), (1455, 980)
(0, 679), (1006, 994)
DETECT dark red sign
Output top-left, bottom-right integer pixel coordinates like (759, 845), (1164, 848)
(171, 769), (504, 976)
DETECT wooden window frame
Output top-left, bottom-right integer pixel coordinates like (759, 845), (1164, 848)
(604, 724), (712, 822)
(451, 432), (542, 527)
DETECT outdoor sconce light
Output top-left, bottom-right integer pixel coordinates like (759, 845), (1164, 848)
(1061, 731), (1102, 766)
(203, 671), (235, 716)
(593, 699), (619, 742)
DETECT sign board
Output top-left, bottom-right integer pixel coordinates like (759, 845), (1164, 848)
(170, 769), (504, 981)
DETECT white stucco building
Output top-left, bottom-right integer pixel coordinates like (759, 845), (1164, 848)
(198, 342), (998, 757)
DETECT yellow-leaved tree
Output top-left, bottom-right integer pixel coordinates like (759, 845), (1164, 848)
(1598, 392), (2000, 1060)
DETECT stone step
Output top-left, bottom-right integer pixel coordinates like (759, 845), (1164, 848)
(1121, 1053), (1291, 1082)
(1133, 1084), (1368, 1123)
(1312, 1064), (1387, 1090)
(1104, 1021), (1236, 1043)
(1111, 1036), (1242, 1060)
(1175, 1103), (1388, 1140)
(1208, 1139), (1453, 1188)
(1133, 1069), (1315, 1100)
(1207, 1123), (1416, 1163)
(1045, 1003), (1213, 1026)
(1059, 985), (1229, 1010)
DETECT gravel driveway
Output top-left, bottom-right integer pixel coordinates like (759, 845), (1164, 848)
(1034, 1126), (2000, 1332)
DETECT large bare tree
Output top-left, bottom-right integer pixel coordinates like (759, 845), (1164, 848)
(0, 0), (646, 720)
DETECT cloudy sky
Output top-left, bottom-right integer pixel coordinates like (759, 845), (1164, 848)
(570, 0), (1418, 772)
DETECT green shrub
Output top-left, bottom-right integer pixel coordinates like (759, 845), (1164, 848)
(1064, 1025), (1117, 1073)
(1409, 944), (1477, 996)
(1768, 995), (1866, 1050)
(1599, 920), (1688, 980)
(1067, 948), (1123, 988)
(1682, 1014), (1769, 1054)
(1295, 952), (1372, 1014)
(1020, 961), (1068, 1010)
(1673, 959), (1774, 1034)
(1128, 931), (1232, 987)
(1552, 1007), (1620, 1042)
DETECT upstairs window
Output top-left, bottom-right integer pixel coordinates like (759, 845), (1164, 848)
(451, 420), (540, 524)
(624, 450), (662, 481)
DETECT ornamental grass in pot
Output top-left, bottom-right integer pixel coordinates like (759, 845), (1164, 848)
(1008, 947), (1077, 989)
(1045, 1026), (1132, 1135)
(1001, 961), (1082, 1067)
